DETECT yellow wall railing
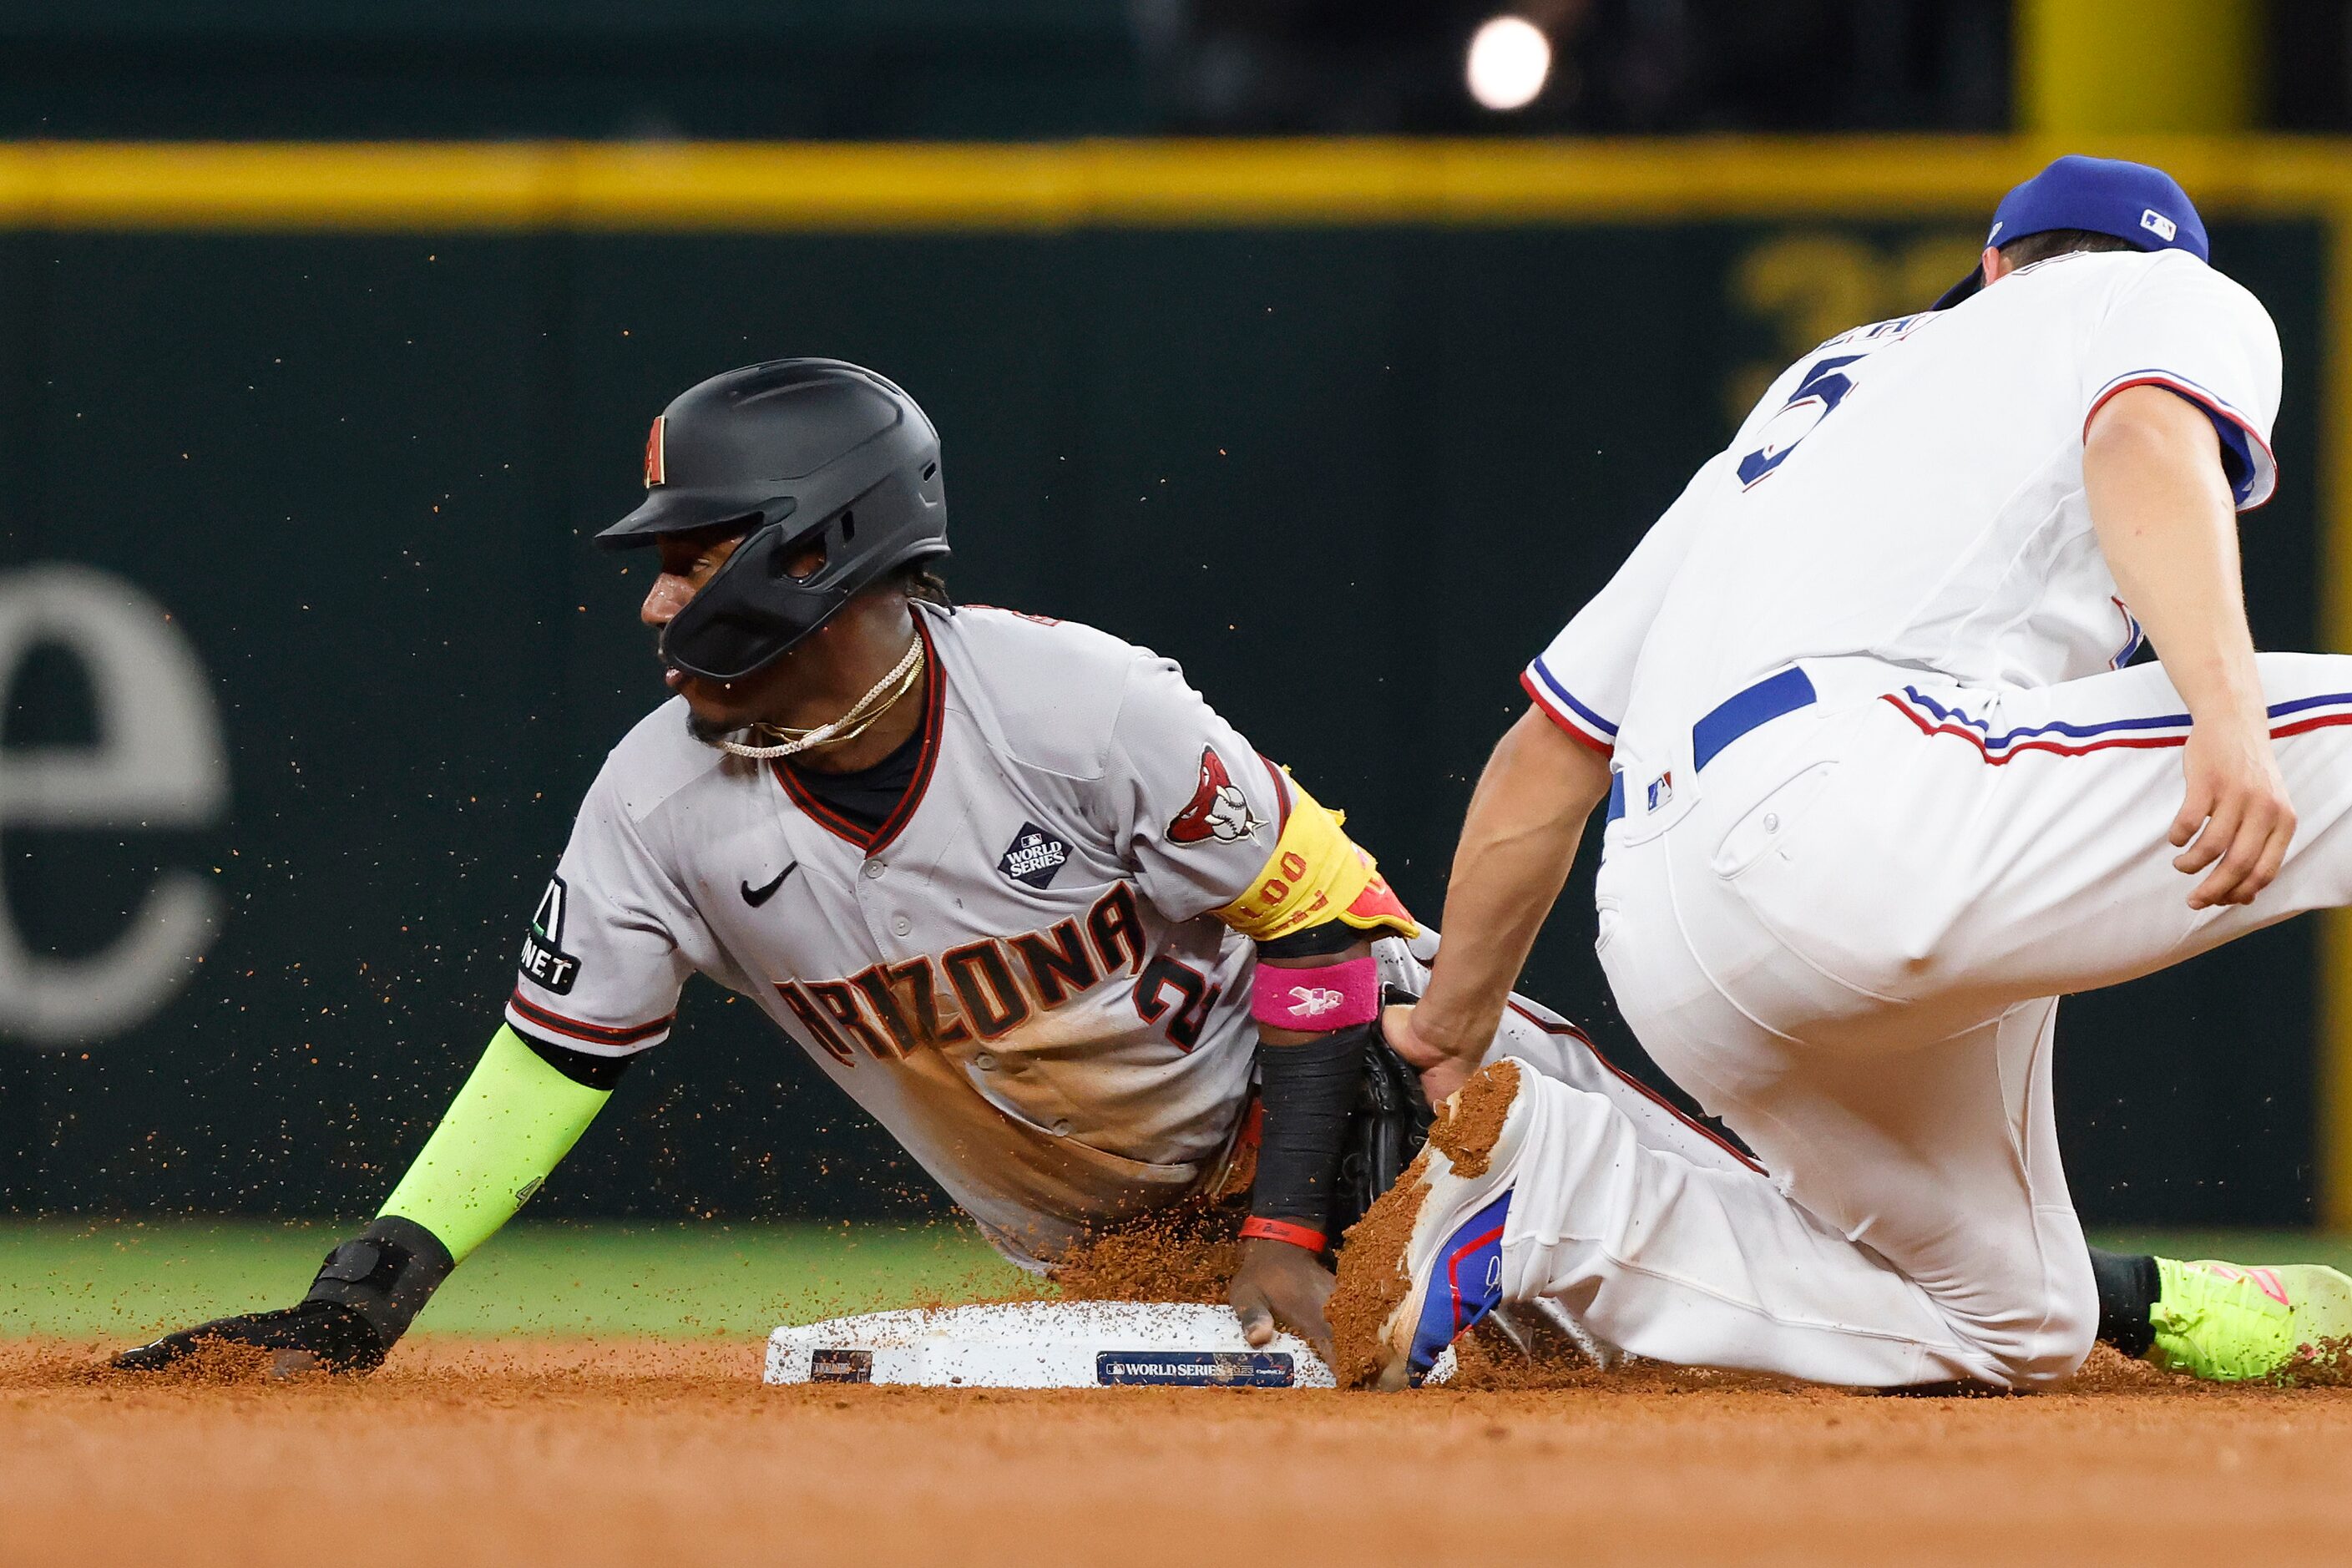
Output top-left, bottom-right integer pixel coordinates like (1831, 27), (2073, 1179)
(0, 138), (2340, 230)
(8, 134), (2349, 1219)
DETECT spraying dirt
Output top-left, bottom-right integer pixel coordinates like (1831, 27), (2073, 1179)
(1045, 1197), (1244, 1305)
(1326, 1060), (1524, 1388)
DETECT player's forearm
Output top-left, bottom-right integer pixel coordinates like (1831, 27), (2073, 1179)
(1215, 771), (1421, 1241)
(377, 1024), (617, 1263)
(1249, 937), (1376, 1240)
(287, 1024), (619, 1359)
(2085, 385), (2261, 726)
(1414, 707), (1611, 1058)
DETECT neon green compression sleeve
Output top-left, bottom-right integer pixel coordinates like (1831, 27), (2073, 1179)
(376, 1024), (615, 1263)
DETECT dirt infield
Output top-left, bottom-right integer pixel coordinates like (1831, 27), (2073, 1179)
(5, 1339), (2350, 1566)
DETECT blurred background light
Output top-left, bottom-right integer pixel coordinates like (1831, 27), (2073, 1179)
(1466, 15), (1552, 111)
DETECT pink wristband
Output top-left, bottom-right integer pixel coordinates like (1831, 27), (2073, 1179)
(1250, 953), (1381, 1031)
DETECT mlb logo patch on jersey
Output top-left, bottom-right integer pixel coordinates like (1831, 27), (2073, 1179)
(998, 822), (1071, 889)
(1646, 771), (1674, 812)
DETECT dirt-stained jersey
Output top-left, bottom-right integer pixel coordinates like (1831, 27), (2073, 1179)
(504, 604), (1300, 1262)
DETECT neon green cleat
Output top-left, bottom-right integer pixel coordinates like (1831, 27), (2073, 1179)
(2147, 1257), (2352, 1383)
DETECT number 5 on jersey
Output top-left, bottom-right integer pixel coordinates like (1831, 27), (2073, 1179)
(1738, 353), (1864, 488)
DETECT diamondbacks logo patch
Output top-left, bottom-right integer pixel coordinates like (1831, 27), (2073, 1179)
(644, 414), (667, 488)
(999, 822), (1070, 889)
(1166, 747), (1265, 846)
(518, 875), (582, 994)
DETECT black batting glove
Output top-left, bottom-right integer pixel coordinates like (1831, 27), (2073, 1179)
(114, 1215), (454, 1378)
(114, 1298), (389, 1376)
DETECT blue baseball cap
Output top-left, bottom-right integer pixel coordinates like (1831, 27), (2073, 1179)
(1932, 154), (2208, 310)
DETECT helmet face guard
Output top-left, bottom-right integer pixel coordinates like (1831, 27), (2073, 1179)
(599, 359), (948, 684)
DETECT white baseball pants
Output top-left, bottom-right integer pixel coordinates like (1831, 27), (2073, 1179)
(1490, 653), (2352, 1388)
(1383, 934), (1763, 1185)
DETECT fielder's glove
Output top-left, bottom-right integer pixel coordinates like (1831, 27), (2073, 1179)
(114, 1216), (453, 1377)
(1330, 991), (1435, 1238)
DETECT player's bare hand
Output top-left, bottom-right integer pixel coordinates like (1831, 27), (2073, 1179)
(1229, 1236), (1335, 1364)
(1383, 1003), (1477, 1104)
(2172, 720), (2295, 909)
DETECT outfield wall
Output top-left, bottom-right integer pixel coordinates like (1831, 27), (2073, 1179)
(0, 139), (2338, 1225)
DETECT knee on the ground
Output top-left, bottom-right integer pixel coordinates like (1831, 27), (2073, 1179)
(1938, 1250), (2100, 1389)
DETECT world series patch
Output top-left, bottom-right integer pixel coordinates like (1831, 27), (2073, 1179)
(998, 822), (1070, 889)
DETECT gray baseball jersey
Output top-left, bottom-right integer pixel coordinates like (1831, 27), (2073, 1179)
(507, 604), (1301, 1262)
(504, 602), (1757, 1264)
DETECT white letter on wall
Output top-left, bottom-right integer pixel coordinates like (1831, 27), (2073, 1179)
(0, 564), (229, 1045)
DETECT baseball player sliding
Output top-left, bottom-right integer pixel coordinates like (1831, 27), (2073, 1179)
(116, 358), (1746, 1375)
(1341, 155), (2352, 1391)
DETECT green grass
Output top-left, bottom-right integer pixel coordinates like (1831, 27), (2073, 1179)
(8, 1221), (2350, 1343)
(0, 1218), (1032, 1341)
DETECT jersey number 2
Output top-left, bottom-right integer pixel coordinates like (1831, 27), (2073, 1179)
(1136, 956), (1222, 1052)
(1737, 353), (1863, 487)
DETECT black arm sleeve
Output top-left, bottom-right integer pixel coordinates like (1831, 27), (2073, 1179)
(514, 1029), (637, 1090)
(1251, 1024), (1373, 1240)
(1249, 920), (1382, 1242)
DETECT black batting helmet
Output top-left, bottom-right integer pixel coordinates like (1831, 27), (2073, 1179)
(599, 358), (948, 682)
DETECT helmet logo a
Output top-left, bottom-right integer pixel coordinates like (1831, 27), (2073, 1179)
(644, 415), (667, 488)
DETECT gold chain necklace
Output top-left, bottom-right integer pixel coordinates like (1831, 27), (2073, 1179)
(712, 636), (925, 761)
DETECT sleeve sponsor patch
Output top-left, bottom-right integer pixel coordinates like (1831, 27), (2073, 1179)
(518, 875), (584, 995)
(1166, 746), (1266, 846)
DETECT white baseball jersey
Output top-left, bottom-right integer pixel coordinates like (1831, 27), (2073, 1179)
(506, 604), (1302, 1262)
(1474, 249), (2323, 1393)
(1525, 247), (2281, 788)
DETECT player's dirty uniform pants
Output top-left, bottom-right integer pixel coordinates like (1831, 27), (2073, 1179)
(971, 934), (1757, 1272)
(1494, 652), (2352, 1389)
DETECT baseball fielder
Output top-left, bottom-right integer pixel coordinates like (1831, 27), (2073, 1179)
(116, 358), (1747, 1375)
(1347, 156), (2352, 1390)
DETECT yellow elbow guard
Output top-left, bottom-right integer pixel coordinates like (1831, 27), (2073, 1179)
(1212, 775), (1419, 943)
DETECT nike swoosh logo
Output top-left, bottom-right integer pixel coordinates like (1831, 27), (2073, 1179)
(741, 864), (797, 908)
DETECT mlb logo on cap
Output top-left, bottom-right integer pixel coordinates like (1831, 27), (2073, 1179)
(1935, 154), (2208, 310)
